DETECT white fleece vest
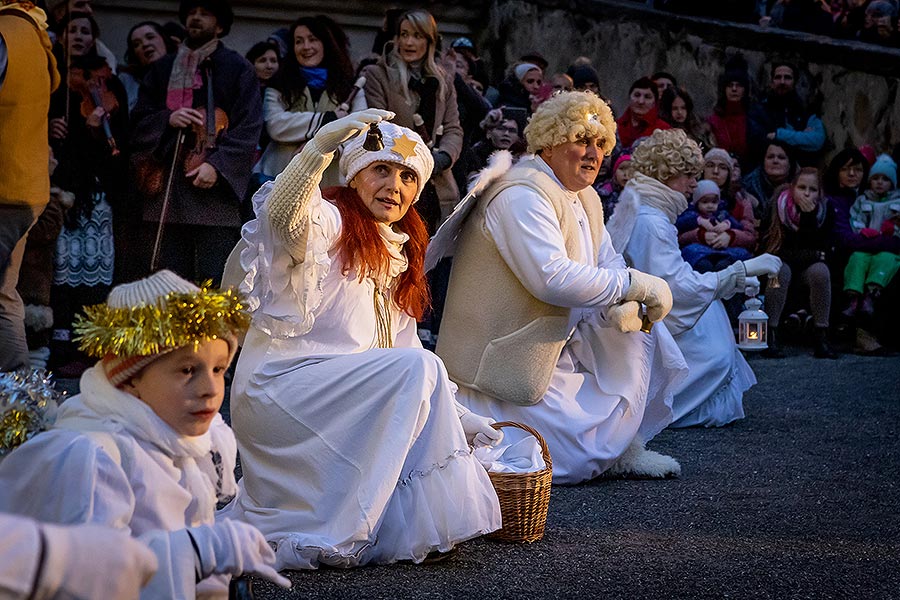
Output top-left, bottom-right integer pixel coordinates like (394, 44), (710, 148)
(436, 157), (604, 405)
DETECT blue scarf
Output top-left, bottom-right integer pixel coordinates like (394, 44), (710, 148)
(300, 67), (328, 91)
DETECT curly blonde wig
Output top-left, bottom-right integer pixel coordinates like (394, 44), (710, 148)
(524, 91), (617, 156)
(630, 128), (704, 182)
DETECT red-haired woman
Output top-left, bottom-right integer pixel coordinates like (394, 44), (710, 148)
(222, 109), (501, 569)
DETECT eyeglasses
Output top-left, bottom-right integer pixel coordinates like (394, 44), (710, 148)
(492, 126), (518, 134)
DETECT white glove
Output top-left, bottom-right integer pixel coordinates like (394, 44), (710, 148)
(312, 108), (395, 154)
(188, 519), (291, 589)
(744, 275), (760, 296)
(622, 269), (673, 322)
(606, 301), (645, 333)
(37, 521), (158, 600)
(742, 254), (782, 277)
(459, 411), (504, 448)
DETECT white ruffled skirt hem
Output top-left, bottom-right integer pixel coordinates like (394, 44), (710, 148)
(270, 449), (501, 569)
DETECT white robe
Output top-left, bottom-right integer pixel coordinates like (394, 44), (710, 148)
(224, 183), (501, 569)
(454, 161), (688, 484)
(620, 204), (756, 427)
(0, 366), (237, 599)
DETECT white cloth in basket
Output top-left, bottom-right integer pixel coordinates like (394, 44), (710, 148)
(475, 435), (546, 474)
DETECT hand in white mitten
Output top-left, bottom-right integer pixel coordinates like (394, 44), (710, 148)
(38, 521), (158, 600)
(312, 108), (395, 154)
(744, 276), (760, 297)
(622, 269), (673, 322)
(459, 411), (504, 447)
(742, 254), (782, 277)
(606, 301), (644, 333)
(188, 519), (291, 589)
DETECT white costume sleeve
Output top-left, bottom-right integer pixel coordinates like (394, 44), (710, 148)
(484, 187), (630, 308)
(0, 431), (206, 600)
(0, 514), (160, 600)
(266, 139), (334, 260)
(625, 213), (745, 335)
(0, 514), (41, 599)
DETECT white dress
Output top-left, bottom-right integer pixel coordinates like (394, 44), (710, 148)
(224, 175), (501, 569)
(454, 161), (688, 485)
(621, 204), (756, 427)
(0, 366), (237, 599)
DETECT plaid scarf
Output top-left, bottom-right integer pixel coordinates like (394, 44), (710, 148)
(166, 39), (218, 111)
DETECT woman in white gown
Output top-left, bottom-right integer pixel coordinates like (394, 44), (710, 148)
(222, 109), (501, 569)
(607, 129), (782, 427)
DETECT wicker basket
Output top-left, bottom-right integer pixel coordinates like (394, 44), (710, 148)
(485, 421), (552, 543)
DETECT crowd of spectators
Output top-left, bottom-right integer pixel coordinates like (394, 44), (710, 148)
(655, 0), (900, 48)
(8, 0), (900, 380)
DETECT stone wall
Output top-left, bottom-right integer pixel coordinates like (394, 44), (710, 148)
(480, 0), (900, 158)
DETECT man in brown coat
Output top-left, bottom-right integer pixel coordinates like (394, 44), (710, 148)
(0, 1), (59, 371)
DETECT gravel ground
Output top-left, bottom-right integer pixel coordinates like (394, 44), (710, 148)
(246, 349), (900, 600)
(57, 348), (900, 599)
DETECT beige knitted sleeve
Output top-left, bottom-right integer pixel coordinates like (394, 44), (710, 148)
(267, 139), (334, 259)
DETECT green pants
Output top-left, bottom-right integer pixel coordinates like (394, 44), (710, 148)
(843, 251), (900, 293)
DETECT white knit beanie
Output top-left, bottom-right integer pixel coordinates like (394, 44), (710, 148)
(99, 270), (239, 387)
(693, 179), (721, 203)
(339, 122), (434, 203)
(514, 62), (541, 82)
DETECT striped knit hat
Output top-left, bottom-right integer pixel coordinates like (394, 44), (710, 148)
(74, 270), (247, 388)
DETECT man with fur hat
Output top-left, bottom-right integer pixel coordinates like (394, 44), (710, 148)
(130, 0), (262, 285)
(431, 91), (689, 484)
(748, 60), (825, 168)
(0, 0), (59, 371)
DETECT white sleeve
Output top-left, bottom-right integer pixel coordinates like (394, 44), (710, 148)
(623, 214), (722, 334)
(484, 187), (630, 308)
(0, 430), (135, 529)
(0, 432), (208, 600)
(0, 514), (41, 599)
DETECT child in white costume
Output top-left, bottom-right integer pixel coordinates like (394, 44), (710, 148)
(222, 109), (502, 569)
(0, 270), (290, 598)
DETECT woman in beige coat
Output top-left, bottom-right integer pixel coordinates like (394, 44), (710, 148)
(363, 9), (463, 231)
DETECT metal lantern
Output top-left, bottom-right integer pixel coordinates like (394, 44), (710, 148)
(737, 294), (768, 351)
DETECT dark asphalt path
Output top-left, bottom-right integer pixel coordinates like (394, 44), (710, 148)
(244, 349), (900, 600)
(56, 349), (898, 598)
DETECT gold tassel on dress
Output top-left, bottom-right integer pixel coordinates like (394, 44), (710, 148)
(373, 286), (393, 348)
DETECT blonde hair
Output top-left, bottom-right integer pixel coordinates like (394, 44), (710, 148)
(387, 9), (447, 102)
(631, 128), (704, 182)
(523, 91), (617, 155)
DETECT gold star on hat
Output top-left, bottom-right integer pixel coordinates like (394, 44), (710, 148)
(391, 134), (419, 161)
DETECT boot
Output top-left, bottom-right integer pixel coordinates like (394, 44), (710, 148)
(841, 291), (860, 319)
(813, 326), (838, 359)
(761, 326), (785, 358)
(859, 285), (882, 318)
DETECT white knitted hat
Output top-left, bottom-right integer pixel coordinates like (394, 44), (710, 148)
(514, 62), (541, 82)
(84, 270), (242, 387)
(692, 179), (721, 203)
(339, 121), (434, 203)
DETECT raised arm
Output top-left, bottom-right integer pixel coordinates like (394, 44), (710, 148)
(267, 108), (395, 259)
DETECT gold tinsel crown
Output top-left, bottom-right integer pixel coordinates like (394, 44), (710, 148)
(74, 282), (250, 358)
